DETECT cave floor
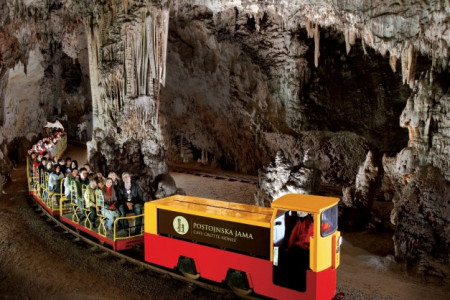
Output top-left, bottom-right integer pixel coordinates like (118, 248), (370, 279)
(0, 144), (448, 299)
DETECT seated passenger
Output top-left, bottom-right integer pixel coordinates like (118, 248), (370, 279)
(95, 172), (105, 184)
(57, 158), (66, 174)
(78, 167), (90, 186)
(117, 172), (143, 234)
(107, 171), (121, 192)
(43, 161), (53, 200)
(65, 157), (72, 172)
(29, 152), (37, 183)
(70, 160), (79, 171)
(78, 168), (90, 217)
(84, 180), (98, 227)
(102, 178), (120, 233)
(48, 164), (64, 202)
(83, 163), (94, 176)
(38, 157), (48, 186)
(64, 168), (84, 218)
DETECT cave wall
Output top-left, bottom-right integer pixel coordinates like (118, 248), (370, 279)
(161, 7), (413, 173)
(0, 0), (91, 173)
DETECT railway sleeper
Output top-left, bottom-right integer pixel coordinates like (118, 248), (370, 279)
(71, 237), (81, 242)
(133, 265), (147, 274)
(96, 252), (110, 259)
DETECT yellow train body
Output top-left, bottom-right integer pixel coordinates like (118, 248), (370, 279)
(145, 193), (340, 272)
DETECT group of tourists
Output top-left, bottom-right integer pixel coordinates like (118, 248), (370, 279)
(29, 129), (65, 157)
(28, 130), (144, 236)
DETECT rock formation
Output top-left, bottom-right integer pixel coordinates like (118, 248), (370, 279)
(69, 0), (171, 194)
(0, 0), (448, 282)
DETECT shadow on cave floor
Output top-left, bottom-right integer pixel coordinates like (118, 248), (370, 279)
(342, 229), (395, 257)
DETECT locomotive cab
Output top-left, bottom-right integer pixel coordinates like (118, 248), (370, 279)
(271, 194), (341, 294)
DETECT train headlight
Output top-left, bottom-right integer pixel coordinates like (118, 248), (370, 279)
(273, 246), (279, 266)
(336, 236), (343, 253)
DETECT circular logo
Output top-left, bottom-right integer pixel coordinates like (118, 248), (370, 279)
(173, 216), (189, 235)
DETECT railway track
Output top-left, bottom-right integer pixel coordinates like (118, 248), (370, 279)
(169, 166), (259, 185)
(27, 194), (264, 300)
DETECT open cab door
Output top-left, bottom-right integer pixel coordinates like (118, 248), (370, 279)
(271, 194), (341, 291)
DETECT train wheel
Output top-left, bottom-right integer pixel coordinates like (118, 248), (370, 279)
(226, 269), (252, 296)
(177, 257), (200, 280)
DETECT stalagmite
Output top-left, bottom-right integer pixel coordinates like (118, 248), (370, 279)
(314, 23), (320, 68)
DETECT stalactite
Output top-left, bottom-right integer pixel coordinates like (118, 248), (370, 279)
(401, 47), (408, 85)
(345, 27), (350, 54)
(306, 20), (314, 38)
(407, 44), (416, 88)
(314, 23), (320, 68)
(124, 25), (136, 97)
(123, 0), (129, 15)
(389, 54), (397, 73)
(146, 13), (156, 85)
(160, 6), (169, 86)
(361, 36), (367, 55)
(132, 20), (147, 96)
(401, 43), (416, 88)
(344, 26), (357, 55)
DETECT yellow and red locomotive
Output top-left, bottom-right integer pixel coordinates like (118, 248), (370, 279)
(144, 194), (341, 300)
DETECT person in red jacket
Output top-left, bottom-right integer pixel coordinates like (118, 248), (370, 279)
(284, 211), (314, 291)
(288, 211), (314, 250)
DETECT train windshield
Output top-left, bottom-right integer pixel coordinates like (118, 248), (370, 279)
(320, 205), (338, 237)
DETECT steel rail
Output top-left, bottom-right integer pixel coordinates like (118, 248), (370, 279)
(169, 166), (258, 184)
(28, 195), (264, 300)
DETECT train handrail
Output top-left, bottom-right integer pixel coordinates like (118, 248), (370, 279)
(113, 214), (144, 241)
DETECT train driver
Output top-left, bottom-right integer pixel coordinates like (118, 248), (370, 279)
(287, 211), (314, 251)
(284, 211), (314, 291)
